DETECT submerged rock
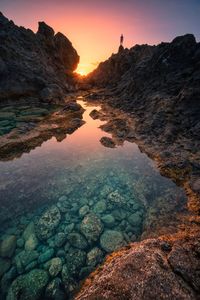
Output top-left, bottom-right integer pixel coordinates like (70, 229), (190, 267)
(15, 250), (39, 273)
(0, 112), (15, 121)
(107, 190), (126, 207)
(0, 258), (11, 277)
(101, 214), (116, 228)
(1, 266), (17, 297)
(48, 257), (62, 277)
(25, 261), (38, 273)
(58, 195), (67, 202)
(61, 264), (70, 283)
(87, 247), (103, 267)
(64, 223), (75, 234)
(0, 235), (16, 258)
(128, 211), (142, 227)
(45, 277), (64, 299)
(93, 200), (107, 214)
(16, 238), (25, 248)
(112, 209), (127, 221)
(66, 248), (86, 276)
(25, 234), (38, 251)
(68, 232), (88, 250)
(79, 205), (90, 218)
(100, 185), (113, 197)
(19, 108), (48, 117)
(54, 232), (67, 248)
(100, 230), (125, 252)
(7, 269), (49, 300)
(80, 213), (103, 242)
(35, 206), (61, 241)
(38, 248), (54, 264)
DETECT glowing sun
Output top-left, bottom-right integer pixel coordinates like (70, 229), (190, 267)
(75, 62), (98, 76)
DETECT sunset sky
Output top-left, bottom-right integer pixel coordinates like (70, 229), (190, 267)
(1, 0), (199, 75)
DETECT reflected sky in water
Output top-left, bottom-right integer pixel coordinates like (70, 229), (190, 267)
(0, 98), (187, 232)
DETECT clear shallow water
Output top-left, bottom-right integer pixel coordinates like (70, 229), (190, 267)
(0, 98), (187, 299)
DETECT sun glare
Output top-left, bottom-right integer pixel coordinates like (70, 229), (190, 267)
(76, 69), (87, 76)
(76, 62), (96, 76)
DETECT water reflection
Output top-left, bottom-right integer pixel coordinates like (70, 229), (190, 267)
(0, 100), (85, 161)
(0, 97), (188, 299)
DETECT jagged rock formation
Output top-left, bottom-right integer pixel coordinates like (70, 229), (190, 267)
(87, 34), (200, 143)
(87, 43), (155, 87)
(0, 12), (79, 101)
(86, 34), (200, 213)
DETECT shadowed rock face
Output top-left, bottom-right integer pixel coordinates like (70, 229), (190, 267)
(85, 34), (200, 212)
(0, 12), (79, 101)
(87, 43), (155, 86)
(86, 35), (200, 141)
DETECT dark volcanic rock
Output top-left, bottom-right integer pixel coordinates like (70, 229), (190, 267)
(80, 38), (200, 300)
(89, 109), (103, 120)
(87, 35), (200, 140)
(100, 136), (116, 148)
(0, 12), (79, 101)
(86, 34), (200, 211)
(87, 43), (154, 87)
(76, 232), (200, 300)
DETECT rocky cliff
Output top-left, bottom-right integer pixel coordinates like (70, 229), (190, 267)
(86, 34), (200, 213)
(0, 12), (79, 101)
(87, 35), (200, 142)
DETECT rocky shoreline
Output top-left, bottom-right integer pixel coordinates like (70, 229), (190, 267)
(83, 33), (200, 215)
(1, 92), (197, 299)
(80, 96), (199, 234)
(0, 96), (84, 161)
(75, 34), (200, 299)
(76, 229), (200, 300)
(0, 11), (200, 299)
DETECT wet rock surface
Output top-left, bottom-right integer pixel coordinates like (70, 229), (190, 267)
(0, 12), (79, 101)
